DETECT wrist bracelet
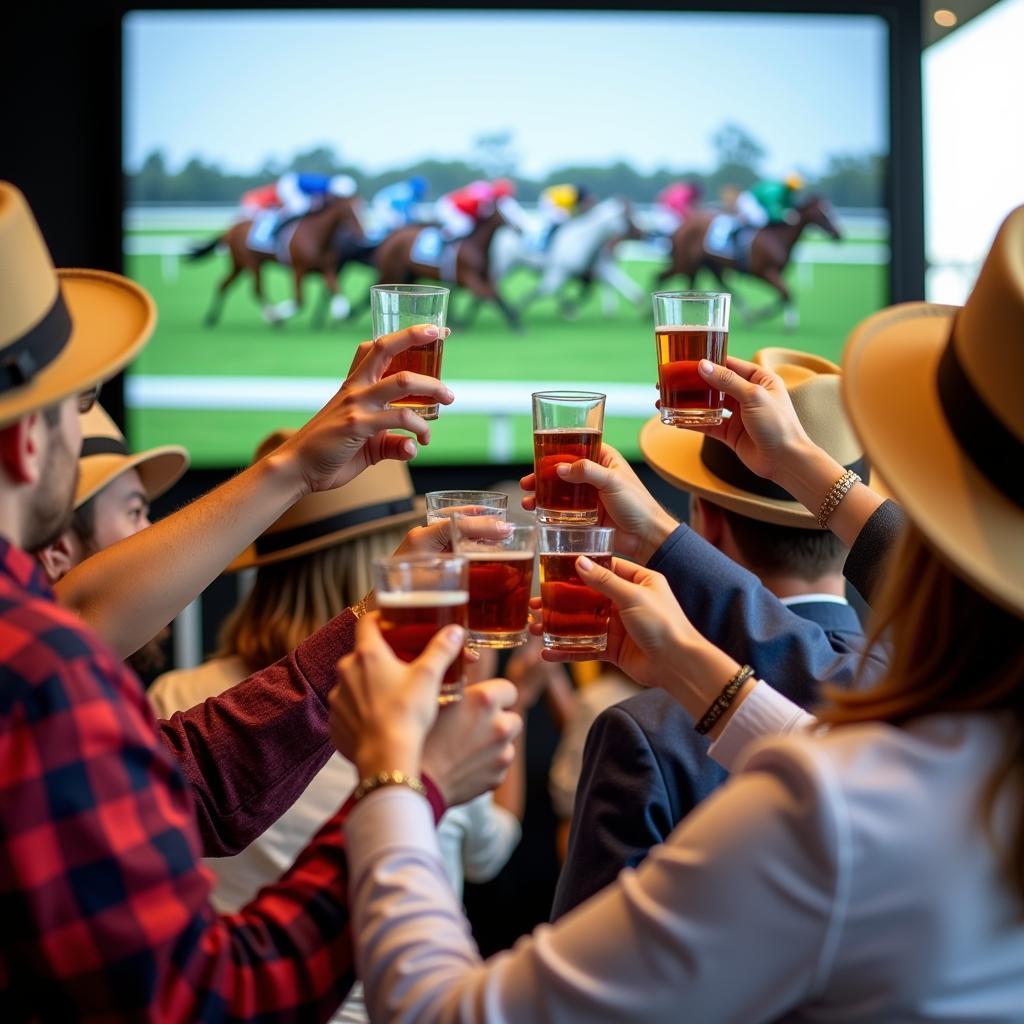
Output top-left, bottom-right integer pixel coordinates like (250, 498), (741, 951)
(816, 469), (861, 530)
(351, 592), (374, 620)
(352, 770), (427, 805)
(694, 665), (756, 736)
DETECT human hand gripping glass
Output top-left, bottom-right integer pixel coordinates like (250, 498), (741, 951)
(520, 442), (678, 564)
(330, 614), (522, 799)
(271, 324), (455, 496)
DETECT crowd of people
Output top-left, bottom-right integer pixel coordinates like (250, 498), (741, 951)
(1, 174), (1022, 1022)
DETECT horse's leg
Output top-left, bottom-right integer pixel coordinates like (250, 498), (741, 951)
(250, 261), (282, 326)
(749, 267), (794, 327)
(321, 264), (351, 323)
(464, 272), (522, 332)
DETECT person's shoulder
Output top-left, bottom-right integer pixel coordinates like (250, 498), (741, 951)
(612, 687), (694, 738)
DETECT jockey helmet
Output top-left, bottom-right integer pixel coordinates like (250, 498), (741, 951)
(408, 175), (429, 200)
(329, 174), (358, 198)
(784, 172), (805, 192)
(492, 178), (516, 199)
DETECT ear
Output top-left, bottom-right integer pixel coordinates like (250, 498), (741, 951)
(0, 413), (44, 486)
(694, 497), (726, 546)
(36, 530), (82, 583)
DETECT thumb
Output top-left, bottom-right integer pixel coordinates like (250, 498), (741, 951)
(556, 458), (616, 489)
(412, 624), (465, 687)
(698, 359), (759, 405)
(574, 555), (644, 609)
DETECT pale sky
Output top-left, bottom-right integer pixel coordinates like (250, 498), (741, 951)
(124, 10), (887, 178)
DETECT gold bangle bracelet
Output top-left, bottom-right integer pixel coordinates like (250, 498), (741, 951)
(351, 592), (374, 620)
(352, 770), (427, 804)
(816, 470), (861, 530)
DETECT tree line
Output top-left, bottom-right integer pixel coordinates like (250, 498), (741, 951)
(127, 122), (885, 208)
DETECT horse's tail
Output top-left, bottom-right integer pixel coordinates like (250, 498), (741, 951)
(185, 234), (223, 262)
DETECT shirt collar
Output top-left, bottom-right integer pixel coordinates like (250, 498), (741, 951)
(0, 534), (57, 600)
(779, 593), (849, 607)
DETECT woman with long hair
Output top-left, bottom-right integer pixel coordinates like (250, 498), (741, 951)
(329, 207), (1024, 1021)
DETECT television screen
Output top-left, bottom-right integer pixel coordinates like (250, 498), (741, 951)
(123, 9), (890, 467)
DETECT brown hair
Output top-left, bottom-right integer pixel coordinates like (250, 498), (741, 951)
(819, 522), (1024, 904)
(217, 524), (409, 673)
(721, 506), (847, 581)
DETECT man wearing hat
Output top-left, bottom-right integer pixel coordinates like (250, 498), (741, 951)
(545, 349), (883, 918)
(0, 182), (519, 1018)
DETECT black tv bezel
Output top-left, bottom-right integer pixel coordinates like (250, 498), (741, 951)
(11, 1), (924, 456)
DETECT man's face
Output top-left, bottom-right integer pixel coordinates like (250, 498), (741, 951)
(87, 468), (152, 552)
(25, 398), (80, 552)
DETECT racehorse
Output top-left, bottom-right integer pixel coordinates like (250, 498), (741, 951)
(372, 210), (520, 330)
(488, 198), (644, 320)
(658, 196), (842, 330)
(187, 198), (366, 327)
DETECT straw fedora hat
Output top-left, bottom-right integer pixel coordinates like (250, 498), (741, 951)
(76, 404), (189, 509)
(0, 183), (155, 426)
(842, 205), (1023, 616)
(228, 430), (424, 570)
(641, 347), (865, 529)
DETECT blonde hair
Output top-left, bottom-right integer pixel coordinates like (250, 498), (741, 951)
(819, 522), (1024, 904)
(218, 524), (410, 673)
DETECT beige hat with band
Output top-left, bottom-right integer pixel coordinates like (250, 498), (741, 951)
(641, 347), (867, 529)
(76, 404), (189, 509)
(841, 205), (1024, 616)
(0, 183), (155, 426)
(228, 430), (424, 571)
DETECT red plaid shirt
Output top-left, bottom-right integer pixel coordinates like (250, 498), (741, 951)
(0, 537), (359, 1022)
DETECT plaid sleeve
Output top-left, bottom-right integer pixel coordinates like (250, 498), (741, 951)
(0, 604), (354, 1022)
(158, 610), (358, 859)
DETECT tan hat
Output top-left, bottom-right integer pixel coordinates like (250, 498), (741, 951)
(641, 348), (865, 529)
(0, 183), (155, 427)
(842, 206), (1024, 616)
(76, 404), (189, 509)
(228, 430), (424, 570)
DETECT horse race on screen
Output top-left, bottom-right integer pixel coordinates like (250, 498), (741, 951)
(122, 10), (890, 467)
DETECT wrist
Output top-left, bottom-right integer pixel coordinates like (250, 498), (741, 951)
(664, 632), (742, 719)
(262, 444), (313, 502)
(772, 440), (844, 512)
(353, 736), (422, 780)
(637, 508), (679, 564)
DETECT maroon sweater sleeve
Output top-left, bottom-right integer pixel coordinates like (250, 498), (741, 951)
(157, 609), (358, 857)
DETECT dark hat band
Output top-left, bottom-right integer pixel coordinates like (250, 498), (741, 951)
(255, 496), (416, 557)
(81, 436), (129, 458)
(937, 328), (1023, 508)
(700, 436), (868, 506)
(0, 289), (72, 394)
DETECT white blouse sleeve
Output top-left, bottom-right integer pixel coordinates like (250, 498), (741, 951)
(347, 738), (849, 1023)
(457, 793), (521, 885)
(709, 680), (820, 771)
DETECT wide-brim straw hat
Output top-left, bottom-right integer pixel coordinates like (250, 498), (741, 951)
(0, 183), (155, 427)
(641, 347), (867, 529)
(841, 206), (1024, 616)
(228, 430), (424, 570)
(76, 404), (189, 509)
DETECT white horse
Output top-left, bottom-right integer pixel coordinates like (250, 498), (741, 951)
(489, 198), (645, 319)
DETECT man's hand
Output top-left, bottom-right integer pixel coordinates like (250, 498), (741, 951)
(272, 325), (455, 498)
(521, 443), (677, 563)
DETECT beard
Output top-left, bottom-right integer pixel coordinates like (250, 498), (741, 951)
(25, 426), (79, 552)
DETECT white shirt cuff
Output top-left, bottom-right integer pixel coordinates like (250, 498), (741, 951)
(708, 681), (818, 771)
(347, 784), (438, 859)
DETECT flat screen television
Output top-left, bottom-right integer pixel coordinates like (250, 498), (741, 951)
(122, 7), (894, 468)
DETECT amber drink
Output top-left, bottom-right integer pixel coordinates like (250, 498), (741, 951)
(652, 292), (731, 427)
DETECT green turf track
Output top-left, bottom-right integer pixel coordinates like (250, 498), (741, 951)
(124, 250), (887, 467)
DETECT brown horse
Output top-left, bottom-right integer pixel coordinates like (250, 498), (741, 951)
(187, 198), (366, 327)
(658, 196), (842, 330)
(373, 210), (520, 330)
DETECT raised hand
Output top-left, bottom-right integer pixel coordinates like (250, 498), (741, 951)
(520, 443), (678, 563)
(272, 325), (455, 497)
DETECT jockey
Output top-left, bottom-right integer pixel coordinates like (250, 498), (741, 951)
(240, 182), (281, 221)
(435, 178), (519, 241)
(735, 172), (804, 229)
(654, 181), (702, 234)
(535, 183), (594, 249)
(365, 175), (429, 242)
(276, 171), (359, 219)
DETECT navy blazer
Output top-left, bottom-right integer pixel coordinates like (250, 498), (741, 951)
(552, 596), (868, 920)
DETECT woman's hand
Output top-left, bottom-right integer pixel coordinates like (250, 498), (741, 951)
(520, 443), (678, 563)
(531, 557), (741, 722)
(394, 512), (512, 557)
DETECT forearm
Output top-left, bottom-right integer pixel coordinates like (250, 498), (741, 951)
(57, 452), (307, 657)
(159, 609), (357, 856)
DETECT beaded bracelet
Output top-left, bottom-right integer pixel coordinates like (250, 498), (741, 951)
(694, 665), (756, 736)
(352, 769), (427, 805)
(351, 593), (374, 619)
(815, 469), (862, 530)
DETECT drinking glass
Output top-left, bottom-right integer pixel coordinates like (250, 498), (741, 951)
(532, 391), (605, 524)
(425, 490), (508, 524)
(371, 284), (449, 420)
(652, 291), (731, 427)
